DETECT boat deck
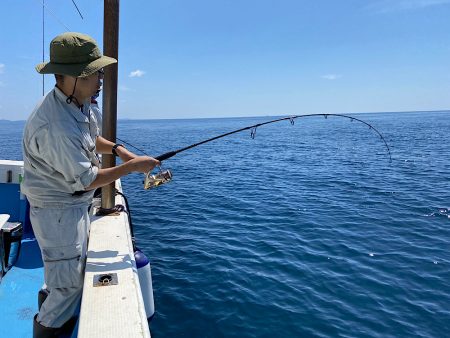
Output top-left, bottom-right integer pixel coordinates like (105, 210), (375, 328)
(0, 237), (44, 338)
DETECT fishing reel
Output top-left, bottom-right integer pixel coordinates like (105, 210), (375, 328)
(144, 166), (173, 190)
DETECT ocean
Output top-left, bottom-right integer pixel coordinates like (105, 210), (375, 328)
(1, 111), (449, 337)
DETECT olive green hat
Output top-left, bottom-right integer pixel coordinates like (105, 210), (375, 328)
(36, 32), (117, 77)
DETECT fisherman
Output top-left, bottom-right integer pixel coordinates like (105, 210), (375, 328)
(22, 32), (160, 337)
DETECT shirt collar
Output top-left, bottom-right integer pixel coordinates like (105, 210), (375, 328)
(54, 86), (91, 123)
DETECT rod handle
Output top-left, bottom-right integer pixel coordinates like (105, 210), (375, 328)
(155, 151), (177, 162)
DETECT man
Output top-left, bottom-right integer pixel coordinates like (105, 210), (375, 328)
(22, 32), (159, 337)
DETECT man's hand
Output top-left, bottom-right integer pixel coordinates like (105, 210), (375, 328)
(130, 156), (160, 173)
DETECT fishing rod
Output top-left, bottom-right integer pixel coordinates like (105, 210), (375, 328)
(117, 113), (392, 189)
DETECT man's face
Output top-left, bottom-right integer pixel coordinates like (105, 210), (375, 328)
(78, 69), (104, 100)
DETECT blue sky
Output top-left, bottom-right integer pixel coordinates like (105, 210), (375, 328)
(0, 0), (449, 120)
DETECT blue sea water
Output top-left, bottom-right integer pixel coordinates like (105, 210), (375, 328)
(1, 111), (450, 337)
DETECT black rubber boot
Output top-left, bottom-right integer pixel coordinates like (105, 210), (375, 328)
(33, 313), (78, 338)
(58, 316), (78, 336)
(33, 314), (59, 338)
(38, 289), (49, 311)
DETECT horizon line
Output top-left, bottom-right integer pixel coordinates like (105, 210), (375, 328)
(1, 109), (449, 122)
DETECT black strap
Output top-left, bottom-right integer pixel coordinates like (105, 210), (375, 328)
(112, 143), (125, 157)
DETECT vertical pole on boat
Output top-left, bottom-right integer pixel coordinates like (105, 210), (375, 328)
(101, 0), (120, 209)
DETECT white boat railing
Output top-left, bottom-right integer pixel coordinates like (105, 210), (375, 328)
(78, 179), (150, 338)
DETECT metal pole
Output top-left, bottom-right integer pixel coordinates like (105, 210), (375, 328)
(101, 0), (120, 209)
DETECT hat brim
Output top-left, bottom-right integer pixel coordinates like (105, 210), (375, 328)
(35, 55), (117, 78)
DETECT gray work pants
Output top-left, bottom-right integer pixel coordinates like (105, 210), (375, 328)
(30, 206), (89, 328)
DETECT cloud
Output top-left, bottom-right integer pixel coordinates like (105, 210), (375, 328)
(129, 70), (145, 78)
(321, 74), (341, 80)
(0, 64), (4, 74)
(366, 0), (450, 13)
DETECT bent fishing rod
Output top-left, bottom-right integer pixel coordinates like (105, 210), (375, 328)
(116, 113), (392, 189)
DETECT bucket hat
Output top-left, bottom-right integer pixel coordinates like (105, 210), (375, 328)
(36, 32), (117, 77)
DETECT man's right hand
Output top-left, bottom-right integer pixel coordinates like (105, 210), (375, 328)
(131, 156), (160, 173)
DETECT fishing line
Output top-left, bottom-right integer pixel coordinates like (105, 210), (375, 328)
(115, 113), (392, 189)
(71, 0), (84, 19)
(35, 0), (72, 31)
(116, 137), (149, 156)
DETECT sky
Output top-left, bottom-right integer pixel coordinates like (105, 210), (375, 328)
(0, 0), (450, 120)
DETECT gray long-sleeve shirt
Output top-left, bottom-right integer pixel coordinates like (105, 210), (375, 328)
(22, 87), (99, 208)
